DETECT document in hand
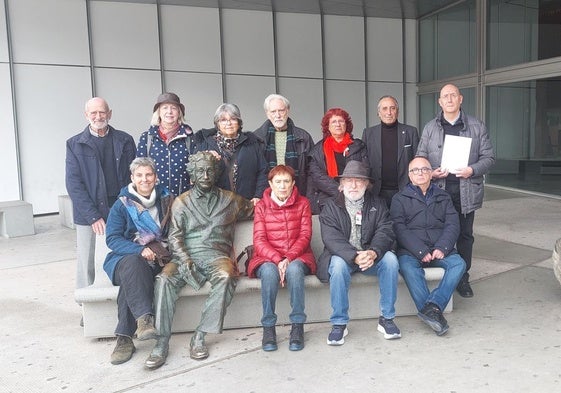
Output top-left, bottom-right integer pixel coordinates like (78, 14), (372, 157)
(440, 135), (472, 173)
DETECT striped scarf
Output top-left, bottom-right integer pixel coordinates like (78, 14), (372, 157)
(264, 125), (299, 178)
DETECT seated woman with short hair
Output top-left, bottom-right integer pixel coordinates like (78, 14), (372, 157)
(247, 165), (316, 352)
(103, 157), (174, 366)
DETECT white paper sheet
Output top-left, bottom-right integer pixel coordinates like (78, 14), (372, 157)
(440, 135), (472, 173)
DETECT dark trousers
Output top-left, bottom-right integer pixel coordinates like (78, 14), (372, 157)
(114, 254), (162, 337)
(445, 182), (475, 279)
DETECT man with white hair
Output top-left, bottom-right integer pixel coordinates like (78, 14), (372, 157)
(254, 94), (314, 195)
(66, 97), (136, 323)
(317, 160), (401, 345)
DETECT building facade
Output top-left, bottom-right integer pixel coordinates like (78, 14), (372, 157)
(1, 0), (560, 214)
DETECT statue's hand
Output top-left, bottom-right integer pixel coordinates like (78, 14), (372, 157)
(162, 262), (178, 277)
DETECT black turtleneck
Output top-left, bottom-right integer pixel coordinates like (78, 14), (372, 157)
(381, 121), (398, 190)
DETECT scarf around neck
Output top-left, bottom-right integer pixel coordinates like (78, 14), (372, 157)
(323, 133), (352, 178)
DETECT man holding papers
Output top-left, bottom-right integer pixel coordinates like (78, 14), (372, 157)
(416, 84), (495, 298)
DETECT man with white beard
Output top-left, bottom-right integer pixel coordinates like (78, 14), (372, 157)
(316, 160), (401, 345)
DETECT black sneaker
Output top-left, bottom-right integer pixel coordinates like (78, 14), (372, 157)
(327, 325), (348, 346)
(377, 317), (401, 340)
(289, 323), (304, 351)
(418, 303), (449, 336)
(456, 277), (474, 298)
(262, 326), (277, 352)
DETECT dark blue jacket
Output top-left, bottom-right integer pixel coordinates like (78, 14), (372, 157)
(65, 126), (136, 225)
(137, 124), (195, 196)
(103, 184), (173, 283)
(193, 128), (268, 199)
(390, 183), (459, 260)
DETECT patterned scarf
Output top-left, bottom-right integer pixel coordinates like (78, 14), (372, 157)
(323, 133), (353, 178)
(214, 132), (240, 191)
(264, 124), (300, 181)
(120, 187), (161, 246)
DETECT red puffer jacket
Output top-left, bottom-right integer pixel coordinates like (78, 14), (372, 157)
(247, 186), (316, 278)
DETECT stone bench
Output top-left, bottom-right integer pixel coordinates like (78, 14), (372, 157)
(75, 216), (451, 338)
(0, 200), (35, 238)
(58, 195), (75, 229)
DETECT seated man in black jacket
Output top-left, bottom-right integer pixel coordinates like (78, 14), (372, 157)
(390, 157), (466, 336)
(317, 160), (401, 345)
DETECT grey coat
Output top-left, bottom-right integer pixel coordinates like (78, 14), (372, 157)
(416, 110), (495, 214)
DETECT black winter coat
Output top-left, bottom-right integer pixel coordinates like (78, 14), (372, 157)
(254, 118), (314, 195)
(193, 128), (268, 199)
(307, 137), (368, 214)
(317, 190), (395, 282)
(390, 183), (459, 260)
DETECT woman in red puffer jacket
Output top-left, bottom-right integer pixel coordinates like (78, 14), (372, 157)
(247, 165), (316, 353)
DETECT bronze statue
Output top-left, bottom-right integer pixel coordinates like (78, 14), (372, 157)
(145, 151), (254, 369)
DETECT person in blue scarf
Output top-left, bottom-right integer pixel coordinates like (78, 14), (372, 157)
(103, 157), (174, 365)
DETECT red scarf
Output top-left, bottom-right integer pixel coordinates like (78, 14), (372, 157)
(323, 133), (352, 178)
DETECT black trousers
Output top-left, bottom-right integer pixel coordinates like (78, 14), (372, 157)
(114, 254), (162, 337)
(445, 182), (475, 279)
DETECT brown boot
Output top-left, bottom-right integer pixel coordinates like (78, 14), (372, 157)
(135, 314), (157, 341)
(110, 336), (136, 365)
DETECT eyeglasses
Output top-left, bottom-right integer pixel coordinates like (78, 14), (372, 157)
(409, 167), (432, 175)
(219, 118), (238, 125)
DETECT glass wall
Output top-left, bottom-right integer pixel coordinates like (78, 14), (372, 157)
(419, 0), (561, 196)
(486, 77), (561, 195)
(419, 0), (476, 82)
(488, 0), (561, 69)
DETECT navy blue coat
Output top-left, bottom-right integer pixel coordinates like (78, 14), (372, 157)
(103, 184), (173, 283)
(65, 126), (136, 225)
(137, 124), (195, 196)
(390, 183), (459, 260)
(193, 128), (268, 199)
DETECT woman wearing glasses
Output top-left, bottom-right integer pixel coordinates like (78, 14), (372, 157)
(307, 107), (368, 214)
(193, 103), (268, 203)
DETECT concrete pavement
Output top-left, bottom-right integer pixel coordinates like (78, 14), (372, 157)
(1, 186), (561, 393)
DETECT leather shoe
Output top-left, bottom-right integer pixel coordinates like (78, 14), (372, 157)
(135, 314), (157, 341)
(456, 278), (474, 298)
(111, 335), (136, 365)
(145, 338), (169, 370)
(190, 332), (209, 360)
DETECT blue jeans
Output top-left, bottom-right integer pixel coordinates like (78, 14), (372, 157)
(256, 260), (309, 327)
(398, 253), (466, 312)
(328, 251), (399, 325)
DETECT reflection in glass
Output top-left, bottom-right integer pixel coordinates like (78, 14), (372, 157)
(419, 0), (476, 82)
(486, 78), (561, 195)
(487, 0), (561, 69)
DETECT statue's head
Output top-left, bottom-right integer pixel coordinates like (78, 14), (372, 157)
(187, 151), (222, 192)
